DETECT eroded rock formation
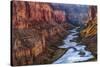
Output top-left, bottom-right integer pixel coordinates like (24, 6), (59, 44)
(11, 1), (70, 66)
(80, 6), (97, 57)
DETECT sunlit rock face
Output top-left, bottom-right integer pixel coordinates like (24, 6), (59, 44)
(12, 1), (54, 29)
(80, 6), (97, 38)
(53, 10), (66, 23)
(11, 1), (97, 66)
(80, 6), (97, 57)
(12, 1), (71, 66)
(80, 18), (97, 56)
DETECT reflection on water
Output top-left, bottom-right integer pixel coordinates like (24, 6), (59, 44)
(53, 27), (94, 64)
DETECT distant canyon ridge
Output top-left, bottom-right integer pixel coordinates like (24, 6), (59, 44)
(11, 1), (97, 66)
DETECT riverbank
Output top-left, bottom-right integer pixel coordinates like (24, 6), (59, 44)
(75, 29), (97, 62)
(53, 27), (94, 64)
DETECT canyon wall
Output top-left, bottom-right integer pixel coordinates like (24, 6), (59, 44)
(80, 6), (97, 58)
(11, 1), (71, 66)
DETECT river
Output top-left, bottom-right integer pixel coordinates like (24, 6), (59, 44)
(53, 27), (94, 64)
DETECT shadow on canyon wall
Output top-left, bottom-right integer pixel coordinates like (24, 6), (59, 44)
(11, 1), (97, 66)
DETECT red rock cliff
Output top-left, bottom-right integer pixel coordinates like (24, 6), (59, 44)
(12, 1), (70, 66)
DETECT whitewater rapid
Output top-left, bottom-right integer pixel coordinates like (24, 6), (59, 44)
(53, 27), (94, 64)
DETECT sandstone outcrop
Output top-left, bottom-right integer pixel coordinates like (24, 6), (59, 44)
(80, 6), (97, 58)
(11, 1), (70, 65)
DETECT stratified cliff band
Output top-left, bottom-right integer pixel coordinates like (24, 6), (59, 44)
(11, 1), (72, 66)
(11, 1), (97, 66)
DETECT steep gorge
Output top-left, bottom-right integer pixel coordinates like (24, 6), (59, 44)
(11, 1), (97, 66)
(11, 1), (72, 66)
(80, 6), (97, 59)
